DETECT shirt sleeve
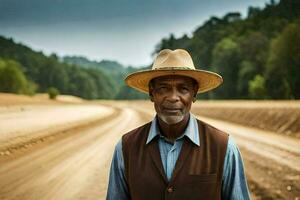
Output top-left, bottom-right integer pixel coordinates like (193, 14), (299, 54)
(106, 139), (130, 200)
(221, 136), (250, 200)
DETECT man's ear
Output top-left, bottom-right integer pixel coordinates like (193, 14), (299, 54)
(149, 93), (154, 102)
(149, 87), (154, 102)
(193, 96), (197, 103)
(193, 87), (198, 103)
(193, 82), (199, 103)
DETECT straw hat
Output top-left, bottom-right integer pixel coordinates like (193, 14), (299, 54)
(125, 49), (223, 94)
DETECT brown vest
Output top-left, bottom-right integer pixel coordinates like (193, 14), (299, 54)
(122, 119), (229, 200)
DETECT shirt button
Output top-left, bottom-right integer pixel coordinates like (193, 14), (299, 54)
(167, 187), (174, 193)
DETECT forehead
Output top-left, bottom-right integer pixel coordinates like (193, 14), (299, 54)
(152, 75), (196, 85)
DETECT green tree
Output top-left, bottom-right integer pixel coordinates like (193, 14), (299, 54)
(236, 32), (269, 98)
(68, 68), (98, 99)
(0, 58), (35, 94)
(265, 19), (300, 99)
(248, 74), (268, 99)
(37, 54), (69, 93)
(47, 87), (59, 99)
(211, 38), (241, 99)
(85, 68), (117, 99)
(237, 61), (256, 98)
(115, 85), (148, 99)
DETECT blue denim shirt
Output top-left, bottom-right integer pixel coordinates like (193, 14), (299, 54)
(106, 114), (250, 200)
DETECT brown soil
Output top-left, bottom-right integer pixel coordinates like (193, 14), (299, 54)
(192, 100), (300, 139)
(0, 92), (84, 106)
(0, 102), (151, 200)
(242, 146), (300, 200)
(0, 95), (299, 200)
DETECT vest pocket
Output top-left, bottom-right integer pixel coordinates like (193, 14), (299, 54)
(178, 174), (219, 199)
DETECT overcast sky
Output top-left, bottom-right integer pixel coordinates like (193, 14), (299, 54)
(0, 0), (269, 67)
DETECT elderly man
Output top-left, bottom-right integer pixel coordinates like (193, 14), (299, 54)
(106, 49), (250, 200)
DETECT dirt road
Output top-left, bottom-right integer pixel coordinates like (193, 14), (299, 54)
(0, 102), (152, 200)
(0, 101), (299, 200)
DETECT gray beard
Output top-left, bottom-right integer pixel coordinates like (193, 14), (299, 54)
(159, 114), (184, 125)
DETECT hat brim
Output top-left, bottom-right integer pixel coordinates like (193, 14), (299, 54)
(125, 69), (223, 94)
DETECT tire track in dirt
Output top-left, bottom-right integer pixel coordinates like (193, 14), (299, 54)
(0, 106), (121, 199)
(77, 105), (154, 199)
(0, 106), (120, 162)
(242, 147), (300, 200)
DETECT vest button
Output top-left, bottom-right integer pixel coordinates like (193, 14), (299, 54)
(167, 187), (174, 193)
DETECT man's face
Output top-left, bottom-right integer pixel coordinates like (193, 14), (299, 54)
(149, 75), (198, 125)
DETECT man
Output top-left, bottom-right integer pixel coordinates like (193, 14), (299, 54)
(107, 49), (250, 200)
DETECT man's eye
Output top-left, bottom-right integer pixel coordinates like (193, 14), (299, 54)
(158, 86), (167, 90)
(181, 87), (190, 91)
(154, 86), (167, 93)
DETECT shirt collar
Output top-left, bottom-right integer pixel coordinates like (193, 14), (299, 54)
(146, 113), (200, 146)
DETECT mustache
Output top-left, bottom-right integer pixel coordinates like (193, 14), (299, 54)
(162, 105), (182, 110)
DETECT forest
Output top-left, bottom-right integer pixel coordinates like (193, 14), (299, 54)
(0, 0), (299, 99)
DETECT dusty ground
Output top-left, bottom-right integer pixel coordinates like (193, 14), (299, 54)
(192, 100), (300, 139)
(0, 94), (299, 200)
(0, 93), (84, 106)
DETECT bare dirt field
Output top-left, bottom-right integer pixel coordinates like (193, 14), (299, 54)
(192, 100), (300, 139)
(0, 94), (299, 200)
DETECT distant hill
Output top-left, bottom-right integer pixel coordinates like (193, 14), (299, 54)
(0, 36), (117, 99)
(0, 35), (149, 99)
(63, 56), (124, 71)
(63, 56), (130, 85)
(63, 56), (149, 99)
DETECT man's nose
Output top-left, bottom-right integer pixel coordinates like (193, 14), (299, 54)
(166, 88), (180, 102)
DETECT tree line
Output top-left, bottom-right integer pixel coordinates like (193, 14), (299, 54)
(0, 37), (118, 99)
(0, 0), (299, 99)
(154, 0), (300, 99)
